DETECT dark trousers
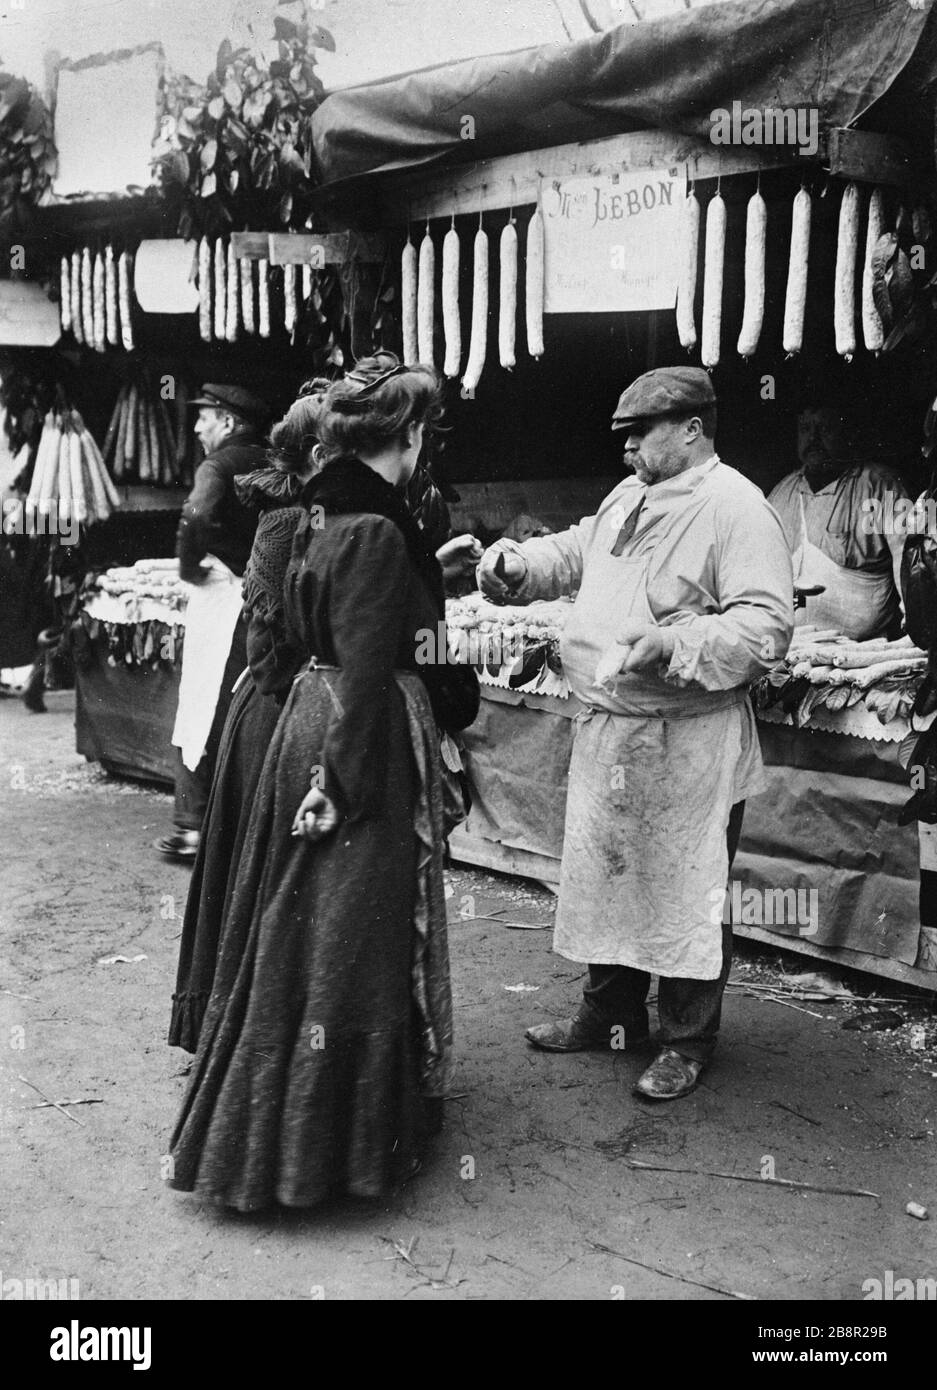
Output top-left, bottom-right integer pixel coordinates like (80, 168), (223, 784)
(581, 800), (746, 1064)
(173, 616), (248, 831)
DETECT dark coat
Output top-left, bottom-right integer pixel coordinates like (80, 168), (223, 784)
(176, 428), (267, 581)
(168, 462), (455, 1208)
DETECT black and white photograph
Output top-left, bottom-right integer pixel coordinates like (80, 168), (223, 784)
(1, 0), (936, 1335)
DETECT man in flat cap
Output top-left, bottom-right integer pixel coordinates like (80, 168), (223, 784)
(478, 367), (793, 1099)
(157, 384), (270, 861)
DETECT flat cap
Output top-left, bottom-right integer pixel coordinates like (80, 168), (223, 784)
(190, 383), (271, 429)
(611, 366), (715, 431)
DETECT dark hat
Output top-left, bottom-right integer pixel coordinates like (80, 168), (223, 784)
(190, 383), (270, 428)
(611, 366), (716, 431)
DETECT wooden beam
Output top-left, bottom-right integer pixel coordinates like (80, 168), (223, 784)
(376, 129), (803, 224)
(230, 230), (386, 265)
(825, 128), (917, 190)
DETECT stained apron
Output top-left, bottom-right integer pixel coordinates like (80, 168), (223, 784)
(554, 541), (764, 980)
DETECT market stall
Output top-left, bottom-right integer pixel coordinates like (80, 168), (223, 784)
(444, 609), (937, 987)
(0, 7), (368, 773)
(304, 0), (937, 986)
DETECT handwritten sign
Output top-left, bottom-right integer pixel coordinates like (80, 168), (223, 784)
(541, 170), (686, 314)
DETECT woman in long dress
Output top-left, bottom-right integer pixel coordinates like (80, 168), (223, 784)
(169, 385), (329, 1051)
(168, 355), (476, 1209)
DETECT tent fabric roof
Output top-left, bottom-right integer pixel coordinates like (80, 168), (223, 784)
(311, 0), (935, 190)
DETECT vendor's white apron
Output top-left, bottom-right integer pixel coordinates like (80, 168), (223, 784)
(171, 556), (244, 772)
(555, 549), (761, 980)
(793, 493), (895, 640)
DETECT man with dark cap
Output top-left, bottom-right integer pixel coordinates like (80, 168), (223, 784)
(478, 367), (793, 1099)
(156, 384), (270, 861)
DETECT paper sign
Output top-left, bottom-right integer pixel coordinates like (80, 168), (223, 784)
(0, 282), (61, 347)
(53, 49), (161, 197)
(134, 240), (199, 314)
(541, 170), (686, 314)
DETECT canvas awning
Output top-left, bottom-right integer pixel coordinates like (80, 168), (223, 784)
(311, 0), (936, 190)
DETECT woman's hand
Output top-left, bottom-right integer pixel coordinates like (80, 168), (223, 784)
(291, 787), (340, 842)
(436, 533), (483, 581)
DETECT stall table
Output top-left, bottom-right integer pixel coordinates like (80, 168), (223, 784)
(450, 677), (937, 989)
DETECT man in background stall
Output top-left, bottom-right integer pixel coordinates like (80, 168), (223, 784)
(155, 384), (270, 862)
(768, 404), (908, 641)
(477, 367), (793, 1101)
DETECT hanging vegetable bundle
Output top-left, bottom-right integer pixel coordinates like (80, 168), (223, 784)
(676, 189), (700, 352)
(417, 226), (436, 367)
(101, 376), (197, 488)
(60, 244), (136, 351)
(782, 187), (812, 357)
(737, 190), (767, 358)
(499, 220), (518, 370)
(700, 191), (726, 369)
(401, 235), (419, 365)
(834, 182), (861, 361)
(442, 222), (461, 378)
(22, 409), (121, 530)
(525, 207), (545, 360)
(192, 241), (291, 339)
(462, 223), (489, 395)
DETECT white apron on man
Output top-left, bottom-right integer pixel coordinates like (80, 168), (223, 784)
(489, 457), (793, 980)
(171, 556), (245, 772)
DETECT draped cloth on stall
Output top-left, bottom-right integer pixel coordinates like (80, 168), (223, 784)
(311, 0), (933, 187)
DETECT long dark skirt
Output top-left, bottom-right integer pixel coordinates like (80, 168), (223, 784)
(168, 668), (425, 1210)
(168, 675), (284, 1052)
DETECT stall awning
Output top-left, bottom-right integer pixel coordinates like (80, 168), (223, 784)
(311, 0), (936, 189)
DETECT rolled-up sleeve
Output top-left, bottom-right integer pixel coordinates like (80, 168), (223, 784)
(661, 496), (794, 690)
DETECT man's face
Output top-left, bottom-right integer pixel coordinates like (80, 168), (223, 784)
(798, 409), (847, 479)
(194, 407), (233, 455)
(622, 415), (693, 486)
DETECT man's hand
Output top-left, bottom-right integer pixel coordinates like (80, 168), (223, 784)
(436, 533), (484, 581)
(477, 545), (527, 600)
(616, 623), (676, 672)
(291, 787), (340, 843)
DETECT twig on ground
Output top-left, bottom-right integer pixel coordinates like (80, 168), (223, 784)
(624, 1158), (878, 1199)
(588, 1240), (754, 1300)
(29, 1097), (103, 1111)
(770, 1100), (821, 1127)
(17, 1074), (86, 1127)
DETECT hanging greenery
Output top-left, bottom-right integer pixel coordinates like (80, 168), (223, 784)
(0, 74), (57, 235)
(152, 0), (334, 240)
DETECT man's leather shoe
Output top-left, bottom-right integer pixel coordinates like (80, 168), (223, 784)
(155, 830), (201, 862)
(525, 1016), (649, 1053)
(633, 1048), (703, 1100)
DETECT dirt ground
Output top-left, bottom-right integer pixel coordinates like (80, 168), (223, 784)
(2, 689), (936, 1302)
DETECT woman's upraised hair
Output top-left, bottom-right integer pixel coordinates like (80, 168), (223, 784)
(267, 378), (331, 473)
(317, 353), (442, 459)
